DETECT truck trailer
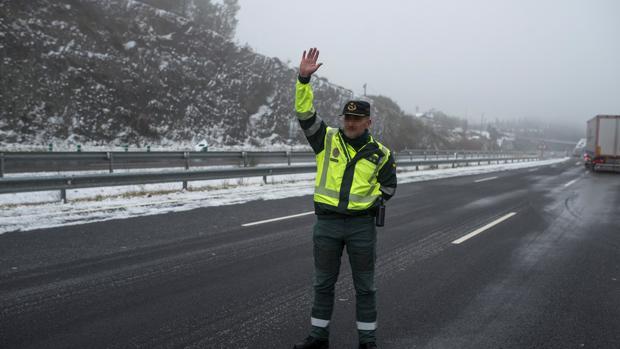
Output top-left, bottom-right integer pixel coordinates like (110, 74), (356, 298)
(584, 115), (620, 172)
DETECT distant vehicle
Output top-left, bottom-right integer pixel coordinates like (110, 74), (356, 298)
(194, 139), (209, 152)
(584, 115), (620, 172)
(572, 138), (586, 157)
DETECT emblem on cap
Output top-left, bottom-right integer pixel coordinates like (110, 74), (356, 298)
(341, 100), (370, 117)
(332, 147), (340, 158)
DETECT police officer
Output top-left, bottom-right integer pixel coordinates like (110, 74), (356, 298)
(292, 48), (397, 349)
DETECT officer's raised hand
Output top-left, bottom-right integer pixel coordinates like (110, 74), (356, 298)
(299, 47), (323, 78)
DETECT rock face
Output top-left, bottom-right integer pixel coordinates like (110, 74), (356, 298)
(0, 0), (439, 150)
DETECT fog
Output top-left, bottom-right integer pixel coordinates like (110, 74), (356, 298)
(236, 0), (620, 129)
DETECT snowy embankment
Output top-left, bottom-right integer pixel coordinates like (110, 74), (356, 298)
(0, 158), (569, 234)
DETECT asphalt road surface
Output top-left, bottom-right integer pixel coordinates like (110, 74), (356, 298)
(1, 160), (618, 349)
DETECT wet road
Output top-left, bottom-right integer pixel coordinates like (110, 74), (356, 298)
(1, 159), (618, 348)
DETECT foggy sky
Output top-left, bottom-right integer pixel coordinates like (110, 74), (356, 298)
(235, 0), (620, 127)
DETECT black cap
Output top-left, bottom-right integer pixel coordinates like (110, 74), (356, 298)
(340, 100), (371, 117)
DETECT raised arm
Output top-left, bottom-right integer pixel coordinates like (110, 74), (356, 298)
(295, 47), (327, 154)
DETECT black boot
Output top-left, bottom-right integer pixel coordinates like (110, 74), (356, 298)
(359, 342), (377, 349)
(292, 336), (329, 349)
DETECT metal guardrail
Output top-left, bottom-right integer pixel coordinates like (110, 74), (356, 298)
(0, 151), (316, 176)
(0, 156), (538, 202)
(0, 150), (535, 176)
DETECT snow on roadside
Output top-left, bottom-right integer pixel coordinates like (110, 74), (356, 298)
(0, 158), (569, 234)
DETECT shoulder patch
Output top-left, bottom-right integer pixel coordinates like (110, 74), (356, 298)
(365, 154), (380, 164)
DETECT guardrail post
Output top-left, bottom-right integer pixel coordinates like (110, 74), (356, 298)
(242, 151), (248, 167)
(0, 152), (4, 178)
(287, 150), (291, 166)
(107, 152), (114, 173)
(60, 189), (67, 203)
(423, 151), (427, 160)
(263, 169), (273, 184)
(183, 152), (190, 190)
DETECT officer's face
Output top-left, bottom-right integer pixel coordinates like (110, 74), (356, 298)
(343, 115), (371, 139)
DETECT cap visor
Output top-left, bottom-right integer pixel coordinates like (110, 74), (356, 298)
(341, 112), (369, 117)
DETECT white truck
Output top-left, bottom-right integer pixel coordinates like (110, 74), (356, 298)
(584, 115), (620, 172)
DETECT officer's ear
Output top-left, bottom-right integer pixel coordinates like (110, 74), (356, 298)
(366, 117), (372, 129)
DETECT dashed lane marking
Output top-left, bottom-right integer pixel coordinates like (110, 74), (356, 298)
(242, 211), (315, 227)
(474, 176), (498, 183)
(564, 179), (578, 188)
(452, 212), (518, 245)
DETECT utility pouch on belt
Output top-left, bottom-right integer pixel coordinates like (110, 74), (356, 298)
(376, 197), (385, 227)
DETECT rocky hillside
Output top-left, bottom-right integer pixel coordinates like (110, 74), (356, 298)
(0, 0), (441, 151)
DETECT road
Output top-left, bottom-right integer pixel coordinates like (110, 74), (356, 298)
(0, 160), (618, 348)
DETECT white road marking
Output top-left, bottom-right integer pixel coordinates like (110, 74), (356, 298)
(528, 168), (539, 172)
(452, 212), (517, 245)
(242, 211), (315, 227)
(564, 179), (578, 188)
(474, 176), (498, 183)
(575, 162), (581, 166)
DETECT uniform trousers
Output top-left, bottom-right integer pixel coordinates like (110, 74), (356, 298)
(309, 215), (377, 344)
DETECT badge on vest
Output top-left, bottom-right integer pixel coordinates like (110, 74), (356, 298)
(332, 147), (340, 158)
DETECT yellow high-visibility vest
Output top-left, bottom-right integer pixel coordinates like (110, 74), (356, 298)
(314, 127), (390, 211)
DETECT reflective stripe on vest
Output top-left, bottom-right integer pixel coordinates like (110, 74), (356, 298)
(317, 128), (338, 191)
